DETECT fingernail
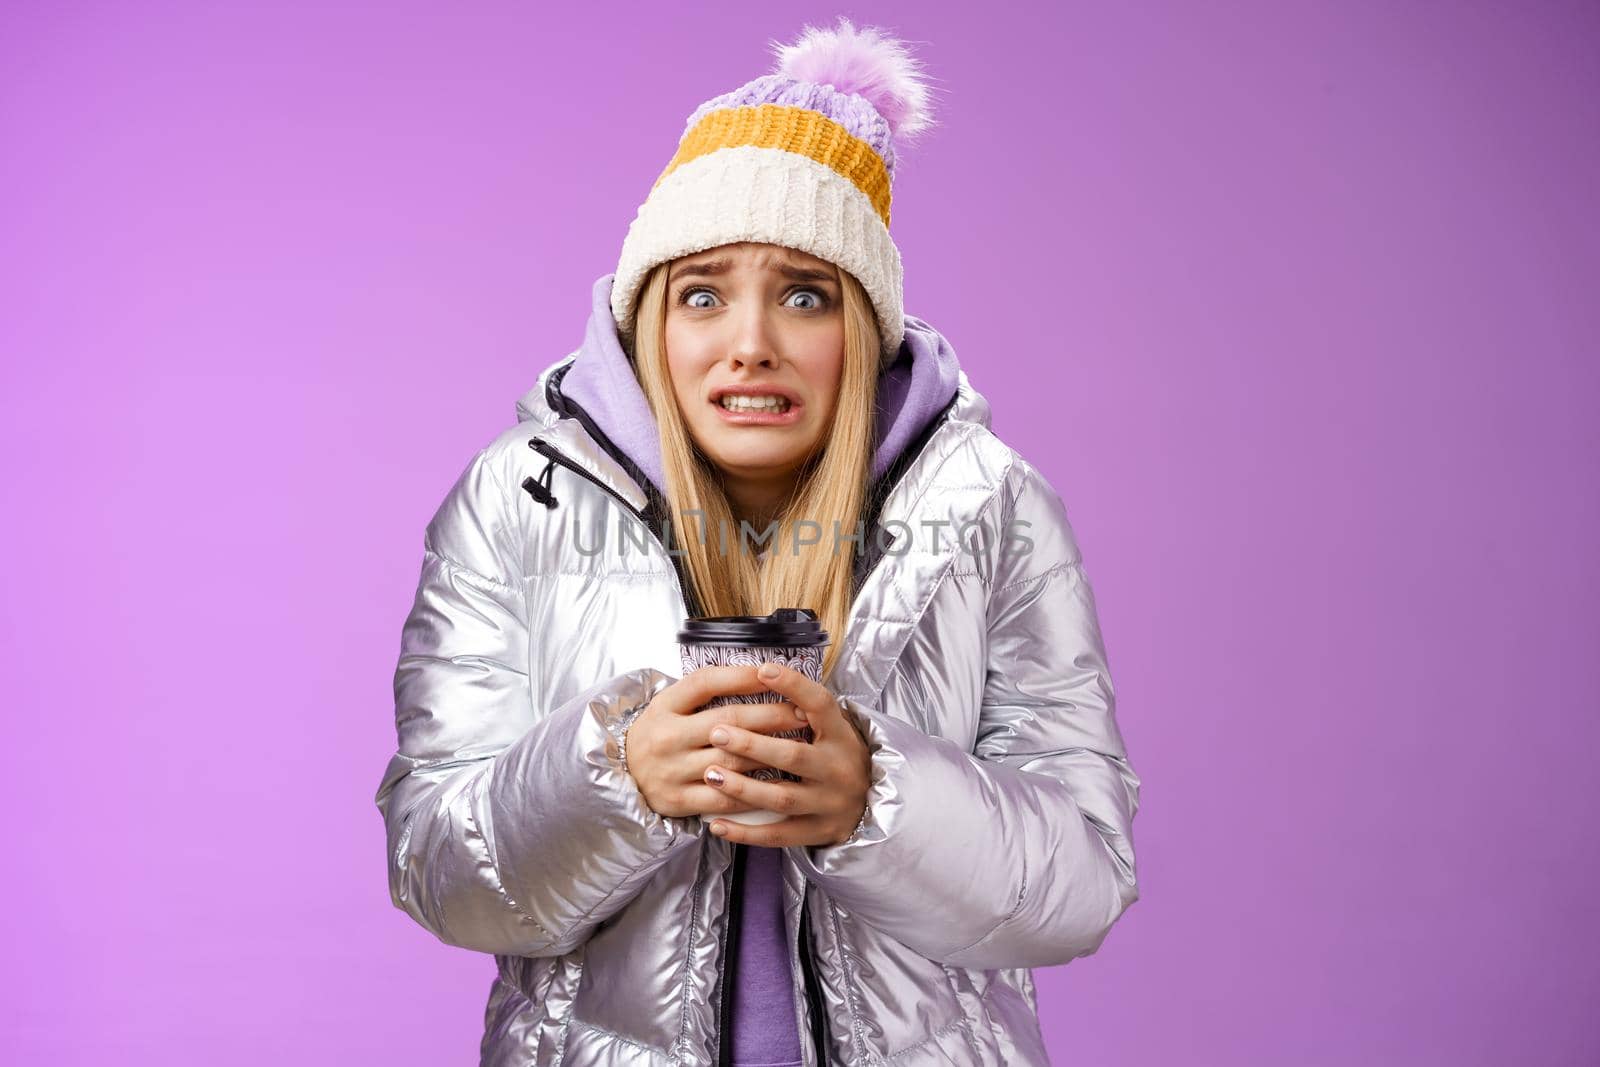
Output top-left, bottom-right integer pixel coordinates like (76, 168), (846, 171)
(759, 662), (780, 680)
(794, 705), (808, 723)
(710, 727), (730, 745)
(710, 821), (727, 836)
(705, 768), (725, 786)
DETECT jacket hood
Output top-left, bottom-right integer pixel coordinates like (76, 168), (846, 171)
(516, 273), (978, 498)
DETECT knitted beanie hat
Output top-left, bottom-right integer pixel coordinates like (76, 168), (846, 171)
(610, 17), (936, 365)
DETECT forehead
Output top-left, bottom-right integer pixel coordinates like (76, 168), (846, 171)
(675, 242), (835, 272)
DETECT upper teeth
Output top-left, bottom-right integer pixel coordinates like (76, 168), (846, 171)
(720, 394), (790, 411)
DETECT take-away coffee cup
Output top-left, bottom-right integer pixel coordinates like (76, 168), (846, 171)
(677, 607), (829, 827)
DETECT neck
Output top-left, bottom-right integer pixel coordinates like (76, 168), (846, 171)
(721, 472), (798, 533)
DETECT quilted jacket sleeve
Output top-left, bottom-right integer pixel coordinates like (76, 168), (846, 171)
(789, 454), (1141, 970)
(373, 443), (700, 957)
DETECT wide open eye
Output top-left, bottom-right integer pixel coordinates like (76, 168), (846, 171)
(786, 288), (830, 311)
(679, 287), (719, 309)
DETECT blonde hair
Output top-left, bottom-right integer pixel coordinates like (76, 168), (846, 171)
(627, 257), (880, 681)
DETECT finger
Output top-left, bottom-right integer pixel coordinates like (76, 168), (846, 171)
(662, 743), (770, 781)
(703, 764), (815, 816)
(677, 784), (760, 816)
(702, 700), (809, 739)
(706, 813), (836, 848)
(672, 702), (802, 756)
(708, 724), (819, 779)
(662, 706), (804, 771)
(692, 749), (773, 778)
(754, 662), (845, 738)
(662, 665), (766, 715)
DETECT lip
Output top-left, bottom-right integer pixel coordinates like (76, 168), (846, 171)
(709, 383), (804, 427)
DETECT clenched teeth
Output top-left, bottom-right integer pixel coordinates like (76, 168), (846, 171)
(719, 395), (791, 412)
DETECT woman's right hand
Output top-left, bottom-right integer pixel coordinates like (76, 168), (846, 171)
(625, 665), (810, 820)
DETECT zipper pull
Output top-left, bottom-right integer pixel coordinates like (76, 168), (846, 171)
(522, 440), (559, 509)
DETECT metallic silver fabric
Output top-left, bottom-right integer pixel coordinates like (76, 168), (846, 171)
(374, 358), (1141, 1065)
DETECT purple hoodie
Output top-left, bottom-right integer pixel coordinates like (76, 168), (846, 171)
(557, 272), (962, 1066)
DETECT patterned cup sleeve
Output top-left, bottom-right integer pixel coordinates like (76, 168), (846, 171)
(679, 643), (822, 783)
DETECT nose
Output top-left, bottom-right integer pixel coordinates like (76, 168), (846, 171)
(726, 299), (779, 370)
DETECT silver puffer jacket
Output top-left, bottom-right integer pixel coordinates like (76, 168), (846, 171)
(374, 352), (1141, 1065)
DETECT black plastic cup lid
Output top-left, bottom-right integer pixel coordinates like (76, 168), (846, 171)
(677, 607), (830, 647)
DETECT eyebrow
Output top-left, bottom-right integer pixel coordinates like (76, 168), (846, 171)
(668, 257), (837, 286)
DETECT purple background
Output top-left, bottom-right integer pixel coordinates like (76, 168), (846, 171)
(4, 2), (1596, 1063)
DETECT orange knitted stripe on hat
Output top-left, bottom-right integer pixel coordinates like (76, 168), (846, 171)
(652, 103), (893, 227)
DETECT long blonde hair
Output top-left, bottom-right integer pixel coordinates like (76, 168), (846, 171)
(626, 257), (880, 681)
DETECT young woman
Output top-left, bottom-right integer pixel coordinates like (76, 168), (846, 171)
(375, 19), (1140, 1067)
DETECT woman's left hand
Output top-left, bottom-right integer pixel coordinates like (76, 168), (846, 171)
(703, 661), (871, 847)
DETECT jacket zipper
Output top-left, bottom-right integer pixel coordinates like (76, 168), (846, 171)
(797, 891), (830, 1064)
(527, 436), (651, 526)
(717, 848), (831, 1066)
(716, 843), (746, 1067)
(526, 435), (704, 615)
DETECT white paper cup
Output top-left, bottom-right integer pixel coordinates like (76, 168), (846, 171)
(678, 608), (829, 827)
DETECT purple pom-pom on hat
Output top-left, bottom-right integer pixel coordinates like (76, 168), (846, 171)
(684, 17), (938, 180)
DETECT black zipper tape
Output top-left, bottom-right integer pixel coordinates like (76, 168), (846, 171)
(526, 435), (706, 619)
(798, 891), (831, 1064)
(545, 360), (663, 507)
(716, 843), (746, 1067)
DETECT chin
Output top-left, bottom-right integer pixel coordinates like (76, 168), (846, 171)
(699, 438), (803, 470)
(709, 449), (808, 476)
